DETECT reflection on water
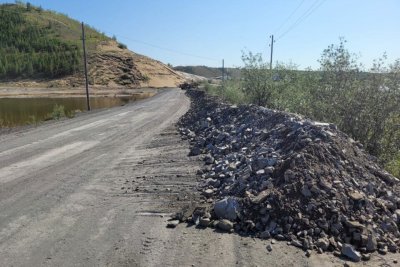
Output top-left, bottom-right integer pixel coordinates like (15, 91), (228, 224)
(0, 94), (153, 127)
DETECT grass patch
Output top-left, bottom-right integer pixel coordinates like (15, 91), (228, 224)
(118, 42), (127, 49)
(203, 80), (247, 105)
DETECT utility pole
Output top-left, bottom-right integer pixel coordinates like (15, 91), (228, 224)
(222, 59), (225, 82)
(269, 35), (275, 72)
(81, 22), (91, 111)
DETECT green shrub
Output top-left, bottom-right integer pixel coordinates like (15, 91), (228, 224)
(386, 153), (400, 178)
(66, 110), (75, 118)
(219, 80), (247, 104)
(118, 42), (127, 49)
(203, 81), (216, 94)
(241, 51), (272, 106)
(50, 104), (65, 120)
(28, 115), (40, 125)
(142, 74), (150, 82)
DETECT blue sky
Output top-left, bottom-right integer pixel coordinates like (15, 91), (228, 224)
(1, 0), (399, 69)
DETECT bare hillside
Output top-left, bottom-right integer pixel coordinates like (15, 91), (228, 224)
(87, 41), (185, 88)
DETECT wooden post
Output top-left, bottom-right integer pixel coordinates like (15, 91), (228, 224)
(269, 35), (274, 72)
(222, 59), (224, 82)
(81, 22), (91, 111)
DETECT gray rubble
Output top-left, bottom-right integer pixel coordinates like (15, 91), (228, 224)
(177, 90), (400, 259)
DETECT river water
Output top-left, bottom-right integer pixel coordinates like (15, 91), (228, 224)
(0, 94), (152, 127)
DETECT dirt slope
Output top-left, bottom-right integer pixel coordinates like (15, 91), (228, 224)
(87, 41), (185, 88)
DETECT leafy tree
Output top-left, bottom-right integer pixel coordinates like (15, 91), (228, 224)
(241, 51), (272, 106)
(26, 61), (33, 76)
(241, 52), (299, 108)
(312, 40), (400, 161)
(0, 63), (6, 77)
(316, 38), (361, 124)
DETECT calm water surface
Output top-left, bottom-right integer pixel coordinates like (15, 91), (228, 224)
(0, 94), (152, 127)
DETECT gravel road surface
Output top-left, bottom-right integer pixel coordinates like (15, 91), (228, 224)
(0, 89), (397, 267)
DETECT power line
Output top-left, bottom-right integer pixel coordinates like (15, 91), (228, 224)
(112, 33), (220, 62)
(276, 0), (320, 40)
(274, 0), (305, 35)
(276, 0), (326, 41)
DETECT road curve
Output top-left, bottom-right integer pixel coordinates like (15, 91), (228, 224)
(0, 89), (199, 266)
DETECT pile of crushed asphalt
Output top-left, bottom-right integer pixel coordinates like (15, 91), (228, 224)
(175, 90), (400, 262)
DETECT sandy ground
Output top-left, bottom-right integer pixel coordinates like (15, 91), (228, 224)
(92, 41), (185, 88)
(0, 89), (399, 266)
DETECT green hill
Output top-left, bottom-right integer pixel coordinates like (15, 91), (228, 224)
(0, 2), (184, 88)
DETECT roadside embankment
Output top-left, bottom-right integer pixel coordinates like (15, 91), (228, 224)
(0, 86), (159, 98)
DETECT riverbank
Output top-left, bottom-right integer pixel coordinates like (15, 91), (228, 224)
(0, 86), (159, 98)
(0, 87), (167, 134)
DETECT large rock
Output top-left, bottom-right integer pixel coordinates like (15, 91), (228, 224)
(189, 146), (201, 156)
(316, 238), (330, 251)
(199, 217), (211, 227)
(366, 233), (377, 252)
(260, 230), (271, 239)
(166, 220), (180, 228)
(214, 197), (240, 221)
(217, 219), (233, 232)
(341, 244), (361, 262)
(204, 189), (214, 198)
(256, 157), (277, 169)
(395, 209), (400, 223)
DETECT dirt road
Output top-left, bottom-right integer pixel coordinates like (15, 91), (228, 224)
(0, 89), (397, 267)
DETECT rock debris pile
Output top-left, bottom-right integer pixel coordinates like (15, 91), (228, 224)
(177, 90), (400, 261)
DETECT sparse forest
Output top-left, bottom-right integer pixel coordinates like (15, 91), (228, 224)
(0, 3), (82, 79)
